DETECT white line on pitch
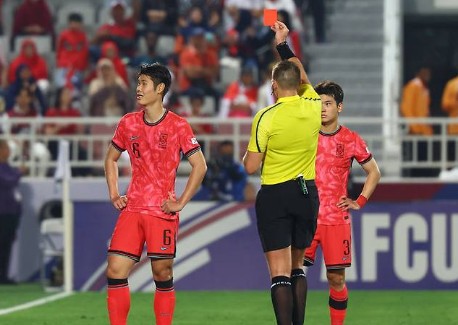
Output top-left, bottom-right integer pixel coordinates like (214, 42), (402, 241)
(0, 291), (73, 316)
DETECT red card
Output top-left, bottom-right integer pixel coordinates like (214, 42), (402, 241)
(263, 9), (277, 26)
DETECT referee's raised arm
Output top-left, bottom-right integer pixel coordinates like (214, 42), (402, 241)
(271, 21), (311, 86)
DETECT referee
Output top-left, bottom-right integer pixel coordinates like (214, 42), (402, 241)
(243, 21), (321, 325)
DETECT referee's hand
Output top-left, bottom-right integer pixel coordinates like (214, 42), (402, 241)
(271, 21), (289, 45)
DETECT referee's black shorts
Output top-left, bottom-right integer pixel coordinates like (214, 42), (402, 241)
(255, 179), (319, 252)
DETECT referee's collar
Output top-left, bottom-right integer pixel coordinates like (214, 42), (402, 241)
(277, 95), (300, 103)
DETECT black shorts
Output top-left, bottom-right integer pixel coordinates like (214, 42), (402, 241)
(255, 179), (319, 252)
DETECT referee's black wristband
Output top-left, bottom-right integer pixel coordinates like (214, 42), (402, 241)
(276, 41), (296, 61)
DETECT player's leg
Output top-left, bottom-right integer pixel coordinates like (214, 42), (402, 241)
(145, 216), (178, 325)
(327, 268), (347, 325)
(106, 255), (136, 325)
(151, 258), (175, 325)
(106, 211), (144, 325)
(320, 224), (352, 325)
(265, 247), (293, 325)
(302, 224), (322, 322)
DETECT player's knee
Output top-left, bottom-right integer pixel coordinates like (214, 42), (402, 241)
(106, 258), (132, 278)
(326, 270), (345, 288)
(151, 260), (173, 281)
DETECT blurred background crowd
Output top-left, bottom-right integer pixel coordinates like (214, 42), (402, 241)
(0, 0), (327, 183)
(0, 0), (325, 124)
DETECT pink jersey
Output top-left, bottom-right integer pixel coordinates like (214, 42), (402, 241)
(112, 110), (200, 218)
(316, 125), (372, 225)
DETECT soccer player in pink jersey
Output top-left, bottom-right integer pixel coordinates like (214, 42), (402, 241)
(104, 63), (207, 325)
(304, 81), (381, 324)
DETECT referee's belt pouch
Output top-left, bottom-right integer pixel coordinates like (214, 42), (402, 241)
(296, 175), (309, 196)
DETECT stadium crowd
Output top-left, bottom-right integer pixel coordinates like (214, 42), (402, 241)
(0, 0), (320, 178)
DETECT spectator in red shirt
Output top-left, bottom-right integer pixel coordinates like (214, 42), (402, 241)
(87, 41), (130, 87)
(219, 66), (258, 118)
(178, 27), (219, 96)
(7, 87), (38, 132)
(43, 86), (82, 136)
(43, 86), (90, 176)
(55, 13), (89, 91)
(92, 0), (137, 60)
(11, 0), (54, 49)
(8, 38), (49, 94)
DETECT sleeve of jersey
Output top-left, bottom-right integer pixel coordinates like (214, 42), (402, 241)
(247, 111), (269, 153)
(299, 83), (321, 100)
(180, 120), (201, 157)
(354, 132), (373, 164)
(111, 118), (126, 152)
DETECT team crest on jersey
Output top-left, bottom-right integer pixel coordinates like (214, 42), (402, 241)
(191, 138), (198, 145)
(159, 133), (168, 148)
(336, 143), (344, 158)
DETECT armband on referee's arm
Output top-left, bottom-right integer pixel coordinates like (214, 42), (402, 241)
(276, 41), (296, 61)
(355, 194), (368, 209)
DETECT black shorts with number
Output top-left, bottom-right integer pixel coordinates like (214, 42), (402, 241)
(255, 179), (319, 252)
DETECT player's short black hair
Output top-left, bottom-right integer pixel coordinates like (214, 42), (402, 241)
(138, 63), (172, 97)
(314, 80), (344, 105)
(272, 61), (300, 90)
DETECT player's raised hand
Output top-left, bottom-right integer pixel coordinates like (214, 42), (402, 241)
(271, 21), (289, 45)
(337, 195), (361, 211)
(111, 195), (128, 210)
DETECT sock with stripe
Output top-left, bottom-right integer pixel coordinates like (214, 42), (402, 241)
(291, 268), (307, 325)
(107, 278), (130, 325)
(270, 276), (293, 325)
(154, 278), (176, 325)
(329, 285), (348, 325)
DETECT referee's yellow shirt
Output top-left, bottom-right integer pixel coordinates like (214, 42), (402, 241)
(247, 83), (321, 185)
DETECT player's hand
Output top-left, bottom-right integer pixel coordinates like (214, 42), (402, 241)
(111, 195), (128, 210)
(336, 195), (361, 211)
(161, 192), (183, 215)
(271, 21), (289, 45)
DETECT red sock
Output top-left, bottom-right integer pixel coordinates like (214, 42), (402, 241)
(329, 285), (348, 325)
(154, 280), (176, 325)
(107, 278), (130, 325)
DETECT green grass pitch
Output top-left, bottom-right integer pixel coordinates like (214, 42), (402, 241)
(1, 284), (457, 324)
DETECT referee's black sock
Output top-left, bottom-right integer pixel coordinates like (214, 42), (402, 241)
(270, 276), (293, 325)
(291, 268), (307, 325)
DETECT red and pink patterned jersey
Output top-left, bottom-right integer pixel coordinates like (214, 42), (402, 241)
(111, 110), (200, 218)
(316, 125), (372, 225)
